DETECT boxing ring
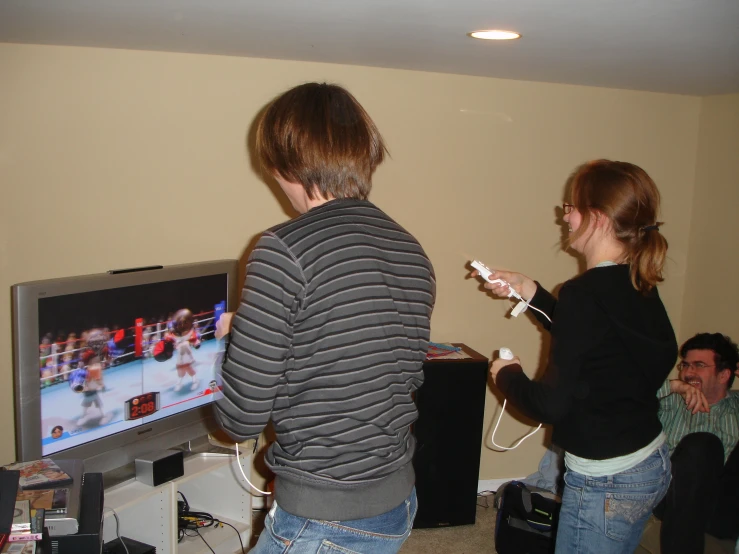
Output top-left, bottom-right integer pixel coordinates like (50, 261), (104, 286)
(38, 305), (226, 454)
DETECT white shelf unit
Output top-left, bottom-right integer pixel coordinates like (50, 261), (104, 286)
(103, 453), (253, 553)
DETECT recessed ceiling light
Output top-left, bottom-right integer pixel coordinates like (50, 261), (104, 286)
(469, 30), (521, 41)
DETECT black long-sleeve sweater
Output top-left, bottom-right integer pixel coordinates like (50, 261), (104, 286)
(496, 264), (677, 460)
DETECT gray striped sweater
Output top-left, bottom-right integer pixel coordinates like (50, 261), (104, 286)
(215, 199), (436, 520)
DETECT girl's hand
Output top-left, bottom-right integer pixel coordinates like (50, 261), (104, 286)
(470, 268), (537, 301)
(490, 355), (521, 385)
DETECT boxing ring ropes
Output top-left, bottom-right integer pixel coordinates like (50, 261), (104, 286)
(38, 305), (224, 387)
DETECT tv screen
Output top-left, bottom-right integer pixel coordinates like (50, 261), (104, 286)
(13, 260), (238, 472)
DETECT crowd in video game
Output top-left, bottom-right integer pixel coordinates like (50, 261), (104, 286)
(38, 310), (216, 389)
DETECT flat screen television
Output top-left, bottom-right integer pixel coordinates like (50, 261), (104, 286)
(12, 259), (238, 474)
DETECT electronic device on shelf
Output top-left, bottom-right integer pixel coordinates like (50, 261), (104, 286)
(12, 260), (238, 474)
(44, 459), (84, 536)
(49, 472), (104, 553)
(104, 536), (156, 554)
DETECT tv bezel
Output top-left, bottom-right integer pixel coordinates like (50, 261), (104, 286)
(12, 259), (238, 473)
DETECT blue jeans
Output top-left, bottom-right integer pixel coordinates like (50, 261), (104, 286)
(555, 443), (671, 554)
(251, 488), (417, 554)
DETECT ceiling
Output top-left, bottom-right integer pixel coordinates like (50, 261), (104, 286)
(2, 0), (738, 96)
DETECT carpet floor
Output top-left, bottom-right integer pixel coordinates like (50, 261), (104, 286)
(400, 499), (496, 553)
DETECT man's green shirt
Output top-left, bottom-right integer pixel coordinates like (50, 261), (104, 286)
(658, 381), (739, 463)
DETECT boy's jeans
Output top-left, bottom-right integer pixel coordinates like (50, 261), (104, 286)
(251, 487), (417, 554)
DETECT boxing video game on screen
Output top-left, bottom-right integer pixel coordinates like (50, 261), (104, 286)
(37, 275), (227, 456)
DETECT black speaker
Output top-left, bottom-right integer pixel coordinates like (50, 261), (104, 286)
(135, 450), (184, 486)
(412, 344), (488, 528)
(48, 473), (104, 554)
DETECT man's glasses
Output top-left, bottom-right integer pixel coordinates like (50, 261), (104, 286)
(563, 203), (574, 214)
(677, 361), (715, 371)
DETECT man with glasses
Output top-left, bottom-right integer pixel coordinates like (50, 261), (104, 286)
(655, 333), (739, 553)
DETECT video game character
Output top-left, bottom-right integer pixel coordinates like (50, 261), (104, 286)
(41, 358), (56, 388)
(70, 328), (111, 426)
(153, 309), (201, 392)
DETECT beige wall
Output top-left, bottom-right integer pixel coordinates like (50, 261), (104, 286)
(1, 43), (704, 483)
(680, 94), (739, 343)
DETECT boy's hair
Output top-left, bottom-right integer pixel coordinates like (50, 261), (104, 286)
(256, 82), (387, 200)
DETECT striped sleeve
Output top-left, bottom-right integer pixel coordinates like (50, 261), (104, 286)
(657, 379), (671, 399)
(214, 233), (304, 441)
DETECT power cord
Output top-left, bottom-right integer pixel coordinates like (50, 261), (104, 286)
(193, 528), (216, 554)
(177, 491), (246, 554)
(489, 346), (544, 451)
(103, 506), (130, 554)
(489, 400), (543, 450)
(235, 441), (271, 495)
(525, 304), (552, 323)
(477, 490), (495, 509)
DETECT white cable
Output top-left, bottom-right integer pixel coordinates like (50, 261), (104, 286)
(103, 506), (130, 554)
(498, 300), (550, 448)
(489, 399), (542, 450)
(489, 347), (542, 450)
(527, 304), (552, 323)
(234, 441), (272, 495)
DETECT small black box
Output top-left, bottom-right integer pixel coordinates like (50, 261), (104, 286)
(104, 536), (156, 554)
(135, 450), (184, 487)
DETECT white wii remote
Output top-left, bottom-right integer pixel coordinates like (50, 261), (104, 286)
(470, 260), (523, 301)
(490, 346), (543, 450)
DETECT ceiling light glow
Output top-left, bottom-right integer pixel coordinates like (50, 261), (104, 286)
(469, 30), (521, 41)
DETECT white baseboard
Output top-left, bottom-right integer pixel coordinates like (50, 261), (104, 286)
(478, 478), (525, 494)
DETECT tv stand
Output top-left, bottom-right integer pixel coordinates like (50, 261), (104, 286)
(103, 452), (254, 553)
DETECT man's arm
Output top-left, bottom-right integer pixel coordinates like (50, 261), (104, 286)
(214, 234), (304, 442)
(658, 378), (710, 415)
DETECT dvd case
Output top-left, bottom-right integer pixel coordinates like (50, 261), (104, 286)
(10, 502), (29, 533)
(2, 460), (71, 491)
(8, 508), (44, 543)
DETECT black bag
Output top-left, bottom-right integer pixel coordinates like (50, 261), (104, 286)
(494, 481), (561, 554)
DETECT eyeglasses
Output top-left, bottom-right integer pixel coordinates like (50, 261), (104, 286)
(563, 203), (574, 214)
(677, 361), (716, 371)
